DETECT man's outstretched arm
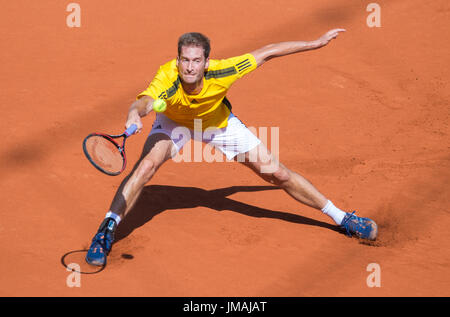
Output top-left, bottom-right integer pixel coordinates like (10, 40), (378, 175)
(250, 28), (346, 67)
(125, 95), (154, 133)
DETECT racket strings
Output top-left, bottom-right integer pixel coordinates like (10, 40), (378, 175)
(84, 135), (124, 174)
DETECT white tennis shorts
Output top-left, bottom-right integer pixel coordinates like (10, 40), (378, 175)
(149, 113), (261, 161)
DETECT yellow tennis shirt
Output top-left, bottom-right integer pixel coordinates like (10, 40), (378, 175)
(137, 53), (257, 130)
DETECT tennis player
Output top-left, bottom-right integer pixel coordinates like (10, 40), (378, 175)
(86, 30), (377, 266)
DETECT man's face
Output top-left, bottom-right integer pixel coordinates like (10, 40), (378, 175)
(177, 45), (209, 85)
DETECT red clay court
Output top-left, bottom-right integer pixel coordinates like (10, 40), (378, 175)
(0, 0), (449, 296)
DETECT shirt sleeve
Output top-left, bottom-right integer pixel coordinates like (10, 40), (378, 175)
(231, 53), (258, 78)
(205, 53), (257, 89)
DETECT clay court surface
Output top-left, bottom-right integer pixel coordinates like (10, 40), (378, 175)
(1, 0), (449, 297)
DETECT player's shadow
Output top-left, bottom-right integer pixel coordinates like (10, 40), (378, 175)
(115, 185), (341, 241)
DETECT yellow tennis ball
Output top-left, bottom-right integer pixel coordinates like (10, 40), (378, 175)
(153, 99), (167, 113)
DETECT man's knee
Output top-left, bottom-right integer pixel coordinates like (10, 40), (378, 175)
(135, 158), (157, 183)
(264, 165), (290, 185)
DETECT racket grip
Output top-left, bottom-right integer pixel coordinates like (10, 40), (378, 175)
(125, 124), (138, 137)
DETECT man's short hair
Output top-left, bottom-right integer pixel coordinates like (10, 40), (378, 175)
(177, 32), (211, 59)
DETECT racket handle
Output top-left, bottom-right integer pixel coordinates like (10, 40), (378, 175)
(125, 124), (138, 137)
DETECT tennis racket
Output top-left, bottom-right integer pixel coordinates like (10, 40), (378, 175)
(82, 124), (138, 176)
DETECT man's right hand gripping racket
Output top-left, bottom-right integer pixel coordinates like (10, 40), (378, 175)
(82, 124), (138, 176)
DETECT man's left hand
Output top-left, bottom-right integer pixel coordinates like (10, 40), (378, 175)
(319, 28), (346, 46)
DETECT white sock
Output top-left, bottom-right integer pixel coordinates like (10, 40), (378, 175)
(321, 200), (346, 225)
(105, 211), (122, 225)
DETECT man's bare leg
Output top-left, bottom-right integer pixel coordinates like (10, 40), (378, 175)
(109, 133), (176, 219)
(86, 133), (176, 266)
(238, 143), (328, 210)
(238, 143), (377, 240)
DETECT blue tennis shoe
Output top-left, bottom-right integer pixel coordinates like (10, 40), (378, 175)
(86, 218), (117, 266)
(340, 211), (378, 241)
